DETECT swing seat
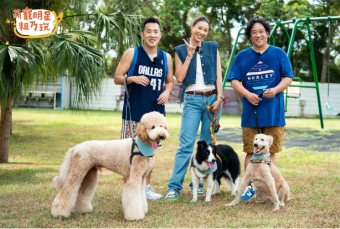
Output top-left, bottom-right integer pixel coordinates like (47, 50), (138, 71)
(326, 101), (340, 116)
(285, 78), (302, 98)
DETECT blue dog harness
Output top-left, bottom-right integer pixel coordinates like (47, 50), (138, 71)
(194, 161), (218, 175)
(250, 153), (271, 166)
(192, 154), (222, 179)
(136, 137), (156, 157)
(129, 137), (154, 164)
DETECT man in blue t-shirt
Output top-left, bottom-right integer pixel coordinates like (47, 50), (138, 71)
(227, 18), (293, 199)
(114, 17), (174, 200)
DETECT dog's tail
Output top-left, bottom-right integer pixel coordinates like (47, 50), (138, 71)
(53, 147), (75, 191)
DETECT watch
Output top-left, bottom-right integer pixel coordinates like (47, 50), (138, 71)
(217, 94), (225, 100)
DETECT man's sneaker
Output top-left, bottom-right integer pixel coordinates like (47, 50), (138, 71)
(240, 183), (255, 200)
(145, 184), (163, 200)
(165, 191), (179, 200)
(197, 188), (205, 196)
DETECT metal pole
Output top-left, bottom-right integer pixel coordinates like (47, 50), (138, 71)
(269, 22), (279, 46)
(306, 19), (324, 129)
(222, 26), (245, 90)
(282, 26), (291, 44)
(285, 19), (302, 111)
(287, 19), (302, 58)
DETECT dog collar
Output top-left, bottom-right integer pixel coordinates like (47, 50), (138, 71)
(194, 161), (218, 175)
(216, 154), (222, 164)
(251, 158), (272, 166)
(136, 137), (156, 157)
(251, 153), (270, 161)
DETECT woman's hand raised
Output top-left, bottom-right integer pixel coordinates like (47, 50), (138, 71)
(183, 38), (195, 59)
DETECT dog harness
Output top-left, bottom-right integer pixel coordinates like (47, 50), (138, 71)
(192, 154), (222, 179)
(193, 162), (217, 179)
(130, 137), (154, 164)
(250, 153), (271, 166)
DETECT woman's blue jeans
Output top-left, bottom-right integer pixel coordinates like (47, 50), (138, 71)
(167, 92), (222, 195)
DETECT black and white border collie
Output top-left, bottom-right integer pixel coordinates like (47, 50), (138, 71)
(190, 141), (241, 202)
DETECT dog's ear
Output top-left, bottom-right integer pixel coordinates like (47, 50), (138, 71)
(136, 122), (148, 142)
(210, 144), (217, 155)
(197, 141), (207, 149)
(267, 135), (274, 147)
(195, 151), (203, 164)
(165, 125), (170, 135)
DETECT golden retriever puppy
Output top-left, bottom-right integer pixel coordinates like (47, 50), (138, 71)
(226, 134), (290, 211)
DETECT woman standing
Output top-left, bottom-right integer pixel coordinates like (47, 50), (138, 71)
(166, 16), (223, 200)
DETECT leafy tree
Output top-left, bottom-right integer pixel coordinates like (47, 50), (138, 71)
(0, 0), (142, 163)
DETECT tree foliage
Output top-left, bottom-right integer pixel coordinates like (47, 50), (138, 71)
(0, 0), (143, 162)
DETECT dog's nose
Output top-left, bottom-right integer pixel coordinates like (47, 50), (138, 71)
(212, 159), (216, 163)
(159, 134), (164, 140)
(254, 143), (258, 147)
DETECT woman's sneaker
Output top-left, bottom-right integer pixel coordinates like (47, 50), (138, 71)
(165, 191), (179, 200)
(197, 188), (205, 196)
(191, 188), (205, 196)
(240, 183), (255, 200)
(145, 184), (163, 200)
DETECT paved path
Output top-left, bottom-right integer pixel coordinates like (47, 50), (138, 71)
(214, 128), (340, 152)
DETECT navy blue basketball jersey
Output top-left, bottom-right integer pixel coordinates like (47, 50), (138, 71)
(122, 46), (168, 122)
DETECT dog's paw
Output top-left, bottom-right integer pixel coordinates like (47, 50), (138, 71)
(225, 202), (235, 207)
(231, 192), (237, 196)
(143, 204), (148, 214)
(212, 192), (218, 196)
(190, 199), (197, 203)
(273, 202), (280, 211)
(123, 206), (145, 221)
(255, 200), (265, 204)
(205, 198), (211, 202)
(51, 202), (71, 218)
(72, 202), (93, 214)
(272, 207), (279, 211)
(279, 202), (285, 207)
(124, 214), (145, 221)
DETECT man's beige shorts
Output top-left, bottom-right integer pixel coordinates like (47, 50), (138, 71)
(242, 126), (285, 153)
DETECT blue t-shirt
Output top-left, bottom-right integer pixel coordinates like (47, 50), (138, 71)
(228, 46), (294, 127)
(122, 46), (168, 122)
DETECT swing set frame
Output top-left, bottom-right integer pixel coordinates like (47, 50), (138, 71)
(222, 16), (340, 129)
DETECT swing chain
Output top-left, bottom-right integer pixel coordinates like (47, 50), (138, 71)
(327, 19), (331, 99)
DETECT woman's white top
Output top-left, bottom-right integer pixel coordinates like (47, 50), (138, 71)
(185, 54), (215, 92)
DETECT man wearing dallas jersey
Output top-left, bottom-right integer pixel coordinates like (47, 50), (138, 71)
(114, 17), (173, 200)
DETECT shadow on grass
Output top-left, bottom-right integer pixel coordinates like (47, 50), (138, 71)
(0, 166), (57, 185)
(1, 162), (47, 165)
(10, 134), (53, 143)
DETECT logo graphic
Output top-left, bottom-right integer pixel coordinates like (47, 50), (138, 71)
(9, 8), (63, 38)
(246, 61), (275, 94)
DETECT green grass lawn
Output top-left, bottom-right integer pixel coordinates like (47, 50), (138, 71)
(1, 108), (340, 227)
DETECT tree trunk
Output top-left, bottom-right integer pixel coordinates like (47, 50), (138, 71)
(320, 25), (334, 83)
(320, 0), (331, 83)
(0, 100), (12, 163)
(321, 42), (330, 83)
(182, 10), (191, 39)
(10, 98), (13, 135)
(225, 21), (232, 59)
(111, 32), (124, 75)
(221, 6), (232, 59)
